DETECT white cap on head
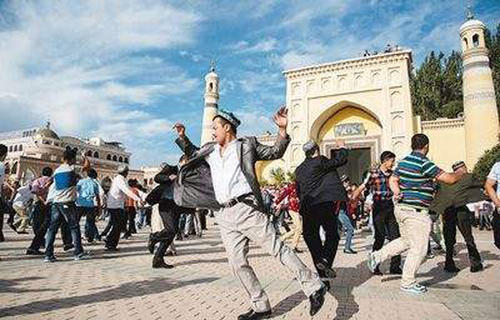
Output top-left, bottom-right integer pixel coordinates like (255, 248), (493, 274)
(117, 164), (129, 174)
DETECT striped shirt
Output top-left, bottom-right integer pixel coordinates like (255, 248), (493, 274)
(393, 151), (443, 209)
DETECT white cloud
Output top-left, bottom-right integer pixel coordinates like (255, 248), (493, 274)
(0, 0), (201, 166)
(228, 38), (277, 54)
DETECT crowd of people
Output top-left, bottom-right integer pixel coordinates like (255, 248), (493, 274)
(0, 105), (499, 320)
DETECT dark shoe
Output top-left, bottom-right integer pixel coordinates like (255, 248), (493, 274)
(344, 248), (357, 254)
(26, 248), (44, 255)
(373, 266), (383, 276)
(309, 285), (327, 316)
(444, 263), (460, 273)
(293, 248), (303, 253)
(316, 260), (336, 279)
(63, 244), (74, 251)
(16, 230), (28, 234)
(8, 222), (17, 232)
(470, 264), (484, 273)
(322, 280), (331, 292)
(152, 258), (174, 269)
(104, 246), (119, 252)
(389, 267), (403, 275)
(237, 309), (272, 320)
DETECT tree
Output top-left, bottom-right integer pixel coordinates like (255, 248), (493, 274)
(485, 23), (500, 116)
(269, 167), (286, 186)
(473, 143), (500, 183)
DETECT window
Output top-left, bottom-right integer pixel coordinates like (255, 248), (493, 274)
(463, 37), (469, 50)
(8, 146), (12, 152)
(124, 157), (129, 164)
(19, 145), (23, 151)
(93, 151), (99, 158)
(86, 150), (92, 157)
(118, 156), (123, 162)
(14, 145), (17, 152)
(107, 154), (111, 160)
(472, 34), (480, 47)
(112, 155), (117, 161)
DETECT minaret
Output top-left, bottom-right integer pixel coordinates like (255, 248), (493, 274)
(460, 5), (499, 167)
(201, 62), (219, 145)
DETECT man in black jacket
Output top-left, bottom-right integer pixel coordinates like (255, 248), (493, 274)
(173, 107), (326, 320)
(146, 163), (183, 269)
(295, 140), (348, 290)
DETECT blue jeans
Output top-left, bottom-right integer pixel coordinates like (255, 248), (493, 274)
(338, 210), (354, 250)
(78, 206), (99, 242)
(45, 202), (84, 258)
(136, 208), (146, 228)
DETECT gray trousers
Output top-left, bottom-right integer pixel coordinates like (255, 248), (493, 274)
(216, 202), (322, 312)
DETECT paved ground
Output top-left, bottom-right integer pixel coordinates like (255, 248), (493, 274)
(0, 217), (499, 320)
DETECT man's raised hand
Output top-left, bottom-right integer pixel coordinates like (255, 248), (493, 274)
(273, 107), (288, 137)
(173, 123), (186, 137)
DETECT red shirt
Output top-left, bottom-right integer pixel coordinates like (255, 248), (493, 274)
(275, 184), (300, 212)
(125, 187), (139, 208)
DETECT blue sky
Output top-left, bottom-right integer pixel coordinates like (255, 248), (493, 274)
(0, 0), (498, 167)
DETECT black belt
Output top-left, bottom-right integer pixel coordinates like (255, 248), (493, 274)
(221, 193), (253, 208)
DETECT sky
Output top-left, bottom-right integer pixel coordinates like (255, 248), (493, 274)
(0, 0), (499, 167)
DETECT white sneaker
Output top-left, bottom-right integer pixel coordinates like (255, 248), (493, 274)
(401, 283), (427, 294)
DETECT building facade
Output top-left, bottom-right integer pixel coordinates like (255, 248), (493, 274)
(0, 122), (151, 187)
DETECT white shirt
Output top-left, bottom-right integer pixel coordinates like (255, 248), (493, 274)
(13, 185), (33, 208)
(107, 175), (142, 209)
(206, 140), (252, 204)
(488, 161), (500, 197)
(0, 162), (5, 198)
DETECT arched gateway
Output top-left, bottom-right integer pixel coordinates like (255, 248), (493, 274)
(280, 50), (415, 183)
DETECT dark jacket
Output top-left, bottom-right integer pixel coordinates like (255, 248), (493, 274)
(146, 165), (181, 213)
(429, 173), (486, 215)
(295, 149), (349, 212)
(173, 134), (291, 211)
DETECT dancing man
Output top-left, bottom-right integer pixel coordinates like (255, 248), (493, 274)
(173, 107), (326, 320)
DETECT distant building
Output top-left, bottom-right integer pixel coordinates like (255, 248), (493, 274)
(0, 122), (156, 188)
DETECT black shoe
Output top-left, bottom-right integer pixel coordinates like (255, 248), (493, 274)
(389, 267), (403, 275)
(152, 258), (174, 269)
(237, 309), (272, 320)
(470, 264), (483, 273)
(373, 266), (383, 276)
(293, 248), (303, 253)
(316, 260), (336, 279)
(63, 244), (74, 251)
(8, 222), (17, 232)
(104, 246), (119, 252)
(26, 248), (44, 255)
(322, 280), (331, 292)
(309, 285), (327, 316)
(17, 230), (28, 234)
(343, 248), (357, 254)
(444, 261), (460, 273)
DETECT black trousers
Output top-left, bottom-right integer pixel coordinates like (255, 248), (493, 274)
(0, 197), (7, 241)
(29, 203), (72, 251)
(154, 210), (180, 259)
(493, 208), (500, 250)
(106, 209), (127, 249)
(302, 201), (340, 277)
(372, 200), (401, 270)
(443, 206), (482, 267)
(124, 206), (137, 236)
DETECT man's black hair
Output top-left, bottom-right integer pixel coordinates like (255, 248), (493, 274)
(63, 147), (77, 162)
(0, 144), (7, 158)
(88, 168), (98, 179)
(411, 134), (430, 150)
(380, 151), (396, 163)
(215, 116), (237, 135)
(42, 167), (53, 177)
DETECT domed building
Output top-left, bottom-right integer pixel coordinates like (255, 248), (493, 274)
(0, 121), (155, 187)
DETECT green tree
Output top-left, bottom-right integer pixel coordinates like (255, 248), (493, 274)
(485, 23), (500, 116)
(269, 167), (286, 186)
(473, 143), (500, 183)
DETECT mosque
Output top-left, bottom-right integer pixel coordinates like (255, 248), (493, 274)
(200, 10), (499, 184)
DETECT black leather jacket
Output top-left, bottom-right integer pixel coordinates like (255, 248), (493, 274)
(173, 134), (290, 211)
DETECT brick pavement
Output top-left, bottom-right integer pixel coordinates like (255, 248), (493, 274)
(0, 217), (499, 320)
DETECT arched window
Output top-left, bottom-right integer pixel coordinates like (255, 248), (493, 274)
(472, 34), (480, 47)
(73, 147), (78, 153)
(14, 145), (17, 152)
(19, 145), (23, 151)
(463, 37), (469, 50)
(124, 157), (129, 164)
(107, 154), (111, 160)
(112, 155), (117, 161)
(118, 156), (123, 162)
(93, 151), (99, 158)
(8, 146), (12, 152)
(209, 82), (214, 91)
(86, 150), (92, 157)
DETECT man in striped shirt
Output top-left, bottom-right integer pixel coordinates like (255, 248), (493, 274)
(367, 134), (464, 294)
